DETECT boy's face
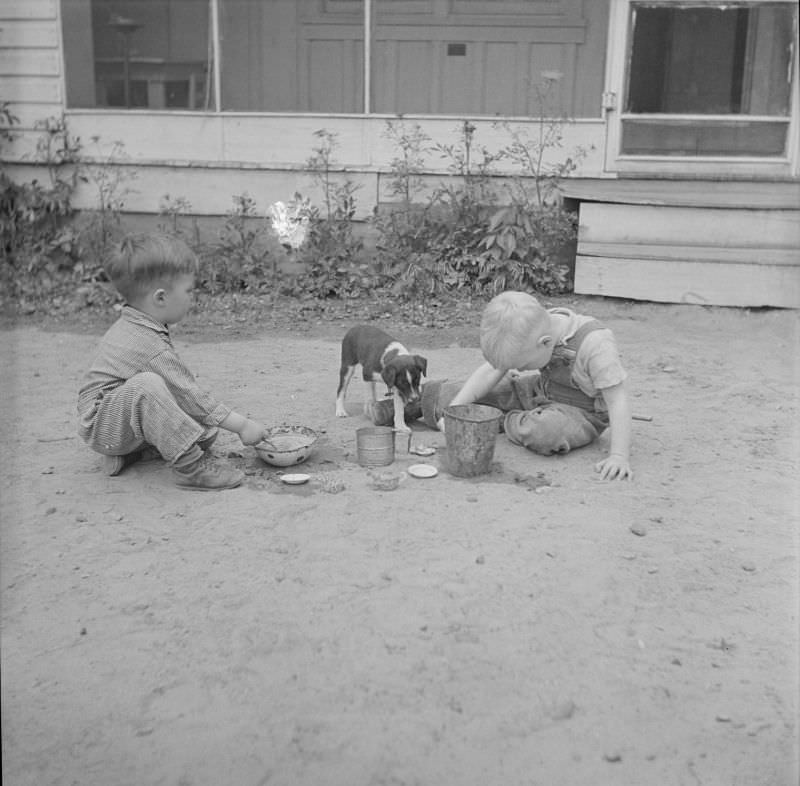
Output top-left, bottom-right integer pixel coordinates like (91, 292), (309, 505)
(158, 274), (196, 325)
(512, 335), (555, 372)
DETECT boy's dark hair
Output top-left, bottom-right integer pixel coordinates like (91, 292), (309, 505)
(105, 233), (198, 302)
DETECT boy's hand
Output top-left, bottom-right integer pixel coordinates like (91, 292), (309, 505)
(594, 454), (633, 481)
(239, 419), (268, 446)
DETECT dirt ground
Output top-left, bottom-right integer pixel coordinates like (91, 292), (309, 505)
(1, 297), (798, 786)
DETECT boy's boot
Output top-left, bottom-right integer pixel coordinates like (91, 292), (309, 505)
(172, 444), (244, 491)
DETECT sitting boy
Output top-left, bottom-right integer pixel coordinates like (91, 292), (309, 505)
(77, 233), (269, 491)
(370, 291), (633, 481)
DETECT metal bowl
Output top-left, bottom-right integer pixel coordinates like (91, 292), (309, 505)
(255, 425), (318, 467)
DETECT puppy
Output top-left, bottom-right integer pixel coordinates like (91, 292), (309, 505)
(336, 325), (427, 432)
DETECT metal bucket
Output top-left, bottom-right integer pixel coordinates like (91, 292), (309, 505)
(356, 426), (396, 467)
(443, 404), (503, 477)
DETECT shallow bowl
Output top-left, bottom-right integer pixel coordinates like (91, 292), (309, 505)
(255, 425), (318, 467)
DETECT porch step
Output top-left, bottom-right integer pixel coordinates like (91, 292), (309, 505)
(573, 202), (800, 308)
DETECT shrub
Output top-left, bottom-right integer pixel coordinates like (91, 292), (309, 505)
(291, 130), (368, 299)
(202, 193), (274, 294)
(372, 74), (586, 299)
(1, 115), (84, 301)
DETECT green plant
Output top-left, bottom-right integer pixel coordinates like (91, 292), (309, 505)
(475, 203), (574, 294)
(372, 75), (584, 298)
(373, 120), (501, 298)
(203, 192), (274, 293)
(78, 136), (137, 267)
(293, 130), (366, 298)
(1, 115), (84, 301)
(477, 73), (589, 294)
(157, 194), (200, 247)
(0, 101), (19, 153)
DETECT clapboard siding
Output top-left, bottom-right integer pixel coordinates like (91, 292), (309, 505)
(3, 110), (605, 172)
(0, 76), (61, 105)
(562, 178), (800, 210)
(578, 203), (800, 249)
(3, 161), (380, 222)
(575, 255), (800, 308)
(1, 0), (57, 20)
(0, 0), (62, 134)
(0, 21), (58, 48)
(0, 50), (60, 76)
(574, 202), (800, 307)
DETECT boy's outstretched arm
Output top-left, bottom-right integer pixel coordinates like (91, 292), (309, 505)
(450, 362), (507, 406)
(220, 411), (268, 446)
(595, 380), (633, 480)
(437, 362), (507, 431)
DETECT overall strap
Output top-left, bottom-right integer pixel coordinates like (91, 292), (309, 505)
(564, 319), (606, 353)
(540, 319), (606, 411)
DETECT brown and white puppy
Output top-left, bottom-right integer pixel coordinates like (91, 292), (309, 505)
(336, 325), (427, 432)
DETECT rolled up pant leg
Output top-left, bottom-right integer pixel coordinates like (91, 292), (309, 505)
(85, 372), (205, 464)
(418, 375), (540, 429)
(503, 404), (605, 455)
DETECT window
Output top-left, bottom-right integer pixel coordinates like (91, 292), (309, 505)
(621, 2), (796, 157)
(62, 0), (601, 117)
(62, 0), (212, 110)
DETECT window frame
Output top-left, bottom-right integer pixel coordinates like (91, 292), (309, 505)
(603, 0), (799, 176)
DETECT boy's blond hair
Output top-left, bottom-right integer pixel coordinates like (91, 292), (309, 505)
(480, 291), (550, 369)
(105, 233), (198, 302)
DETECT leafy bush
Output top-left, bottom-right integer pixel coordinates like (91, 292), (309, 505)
(291, 130), (368, 299)
(1, 115), (85, 300)
(372, 76), (586, 299)
(78, 137), (137, 267)
(475, 203), (575, 294)
(201, 193), (275, 294)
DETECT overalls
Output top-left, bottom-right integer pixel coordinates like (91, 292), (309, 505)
(395, 320), (610, 455)
(502, 320), (609, 455)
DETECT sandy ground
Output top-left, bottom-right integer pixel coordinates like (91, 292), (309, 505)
(1, 300), (798, 786)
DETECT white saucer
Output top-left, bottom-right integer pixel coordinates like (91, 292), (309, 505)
(408, 464), (438, 479)
(281, 473), (311, 485)
(410, 445), (437, 457)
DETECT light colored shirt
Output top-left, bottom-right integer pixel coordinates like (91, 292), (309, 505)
(548, 307), (627, 410)
(77, 306), (231, 427)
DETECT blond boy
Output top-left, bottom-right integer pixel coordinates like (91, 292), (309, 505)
(443, 291), (633, 481)
(77, 233), (268, 490)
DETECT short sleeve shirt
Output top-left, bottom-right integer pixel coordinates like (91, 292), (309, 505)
(549, 307), (627, 410)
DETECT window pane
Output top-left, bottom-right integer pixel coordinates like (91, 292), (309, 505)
(218, 0), (363, 112)
(216, 0), (603, 116)
(62, 0), (212, 110)
(621, 118), (788, 156)
(627, 3), (794, 116)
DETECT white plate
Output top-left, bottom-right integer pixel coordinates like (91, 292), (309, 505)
(281, 473), (311, 485)
(410, 445), (437, 457)
(408, 464), (438, 479)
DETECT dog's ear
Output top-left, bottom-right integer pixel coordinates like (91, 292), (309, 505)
(381, 364), (397, 389)
(415, 355), (428, 377)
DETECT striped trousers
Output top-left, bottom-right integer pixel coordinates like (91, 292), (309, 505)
(79, 372), (216, 464)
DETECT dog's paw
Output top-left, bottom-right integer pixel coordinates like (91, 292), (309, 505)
(394, 423), (412, 434)
(335, 408), (348, 418)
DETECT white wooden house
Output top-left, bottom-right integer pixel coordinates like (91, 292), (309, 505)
(2, 0), (799, 306)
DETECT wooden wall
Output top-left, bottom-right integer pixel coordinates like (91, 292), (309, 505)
(2, 0), (607, 220)
(0, 0), (63, 130)
(3, 0), (798, 308)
